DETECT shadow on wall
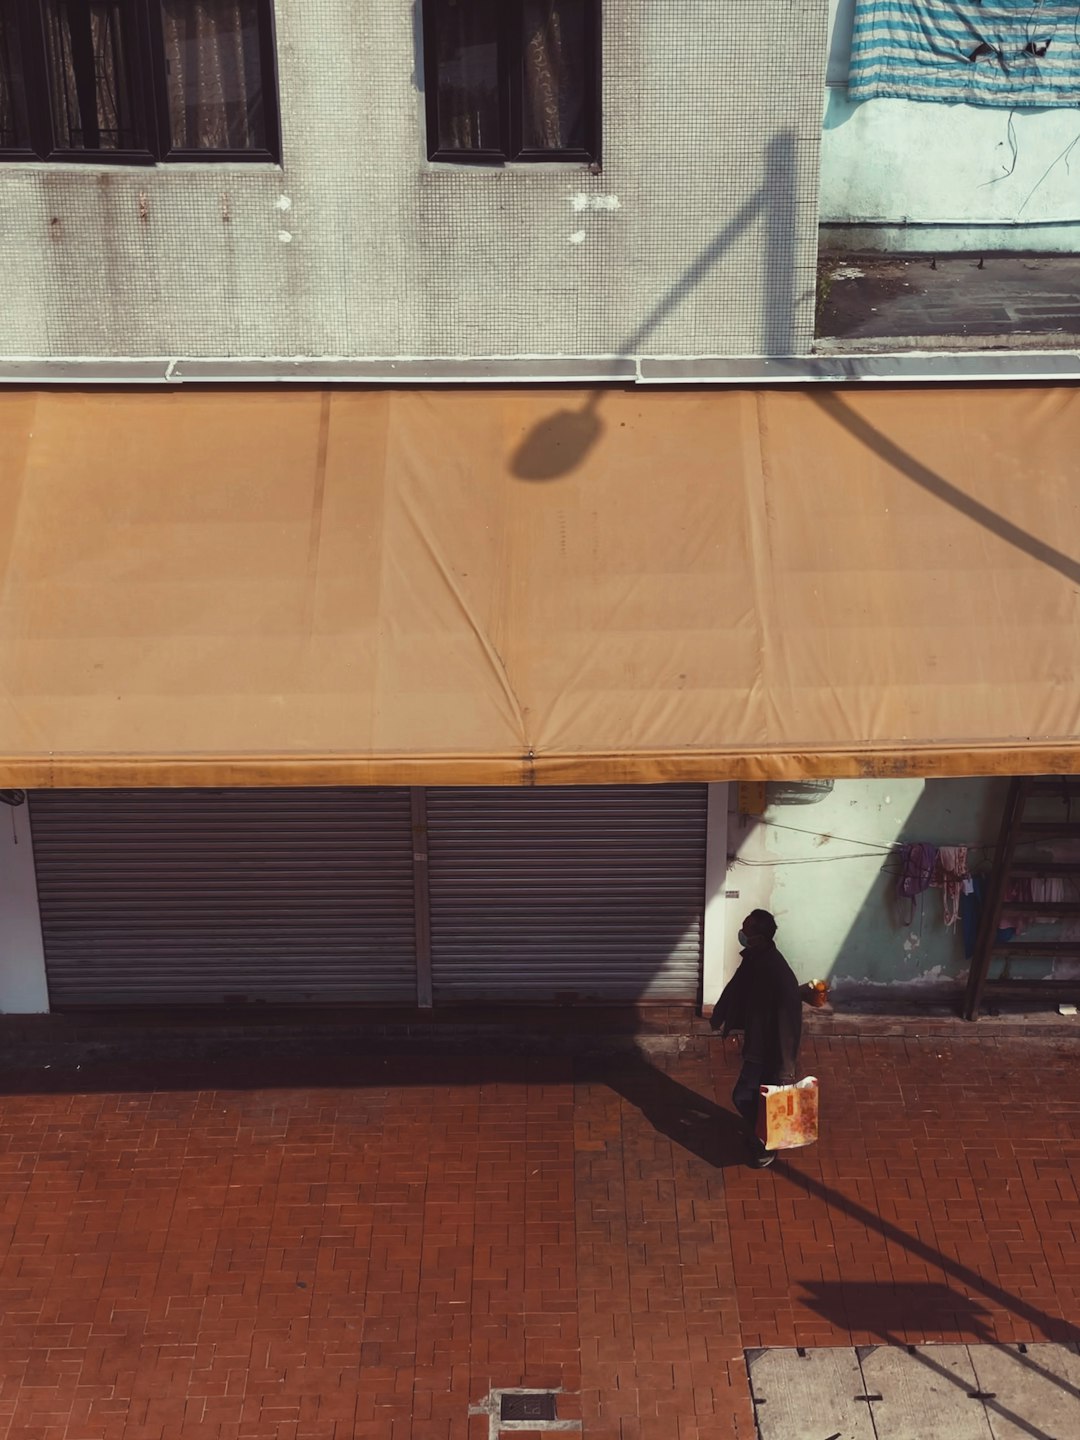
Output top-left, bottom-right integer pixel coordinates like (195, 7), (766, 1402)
(815, 395), (1080, 590)
(504, 166), (1080, 607)
(513, 386), (1080, 595)
(728, 777), (1011, 997)
(410, 0), (425, 92)
(510, 131), (800, 481)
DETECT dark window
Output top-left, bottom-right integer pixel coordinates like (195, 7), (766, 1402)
(424, 0), (599, 164)
(0, 0), (279, 163)
(0, 0), (31, 147)
(161, 0), (266, 152)
(42, 0), (142, 151)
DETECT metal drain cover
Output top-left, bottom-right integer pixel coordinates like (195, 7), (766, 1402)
(500, 1393), (557, 1422)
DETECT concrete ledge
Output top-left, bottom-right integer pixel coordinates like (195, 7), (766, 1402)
(4, 350), (1080, 384)
(0, 1001), (1076, 1069)
(814, 332), (1080, 355)
(804, 1005), (1080, 1038)
(0, 1004), (705, 1066)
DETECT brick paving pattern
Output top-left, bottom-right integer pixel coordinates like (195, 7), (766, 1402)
(722, 1035), (1080, 1356)
(0, 1033), (1076, 1439)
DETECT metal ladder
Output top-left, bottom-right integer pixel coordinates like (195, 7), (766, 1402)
(963, 777), (1080, 1019)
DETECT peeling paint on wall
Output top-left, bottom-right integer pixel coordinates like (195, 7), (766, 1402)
(831, 964), (952, 992)
(570, 192), (622, 212)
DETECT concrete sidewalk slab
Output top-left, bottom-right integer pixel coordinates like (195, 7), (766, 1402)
(746, 1346), (874, 1440)
(747, 1343), (1080, 1440)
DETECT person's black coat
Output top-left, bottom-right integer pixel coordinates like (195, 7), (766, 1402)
(710, 940), (802, 1082)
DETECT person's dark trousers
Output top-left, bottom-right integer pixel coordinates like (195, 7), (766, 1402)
(732, 1060), (770, 1160)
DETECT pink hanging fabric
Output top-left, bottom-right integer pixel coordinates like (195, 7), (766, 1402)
(936, 845), (970, 929)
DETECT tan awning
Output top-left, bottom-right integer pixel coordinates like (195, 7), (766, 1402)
(2, 385), (1079, 786)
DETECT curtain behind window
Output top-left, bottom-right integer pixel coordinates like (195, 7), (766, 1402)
(522, 0), (585, 151)
(161, 0), (265, 151)
(42, 0), (137, 150)
(432, 0), (499, 151)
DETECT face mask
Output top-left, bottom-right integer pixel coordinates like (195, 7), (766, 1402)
(738, 929), (750, 948)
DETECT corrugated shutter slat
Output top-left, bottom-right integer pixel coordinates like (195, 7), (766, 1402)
(426, 785), (707, 1001)
(31, 788), (417, 1006)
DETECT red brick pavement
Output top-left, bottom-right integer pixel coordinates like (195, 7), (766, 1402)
(573, 1060), (753, 1440)
(0, 1032), (1075, 1440)
(718, 1033), (1080, 1356)
(0, 1063), (580, 1440)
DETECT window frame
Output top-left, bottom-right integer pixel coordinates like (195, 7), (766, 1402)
(422, 0), (601, 167)
(0, 0), (282, 165)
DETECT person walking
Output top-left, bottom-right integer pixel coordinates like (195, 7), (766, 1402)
(711, 908), (808, 1168)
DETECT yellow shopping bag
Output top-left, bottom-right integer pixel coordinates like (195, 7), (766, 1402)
(755, 1076), (819, 1150)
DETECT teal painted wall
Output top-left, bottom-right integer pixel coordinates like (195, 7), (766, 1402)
(821, 0), (1080, 251)
(725, 778), (1009, 994)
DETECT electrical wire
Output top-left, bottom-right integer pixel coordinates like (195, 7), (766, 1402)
(735, 792), (1080, 873)
(743, 817), (899, 851)
(732, 852), (898, 867)
(1018, 127), (1080, 214)
(981, 108), (1019, 186)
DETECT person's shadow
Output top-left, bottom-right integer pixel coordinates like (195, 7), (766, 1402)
(589, 1048), (748, 1169)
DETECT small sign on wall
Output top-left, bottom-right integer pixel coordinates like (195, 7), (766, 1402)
(738, 782), (766, 816)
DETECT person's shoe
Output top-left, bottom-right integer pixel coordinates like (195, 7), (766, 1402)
(749, 1150), (776, 1169)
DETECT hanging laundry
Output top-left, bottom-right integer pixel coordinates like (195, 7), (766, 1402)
(936, 845), (970, 930)
(1000, 877), (1031, 937)
(1031, 847), (1080, 934)
(1030, 877), (1066, 905)
(1030, 875), (1067, 925)
(1057, 876), (1080, 941)
(960, 872), (1017, 962)
(896, 842), (939, 925)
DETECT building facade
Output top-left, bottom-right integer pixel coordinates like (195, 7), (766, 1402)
(2, 0), (825, 364)
(2, 0), (1079, 1018)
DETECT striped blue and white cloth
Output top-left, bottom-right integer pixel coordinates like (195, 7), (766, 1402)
(848, 0), (1080, 106)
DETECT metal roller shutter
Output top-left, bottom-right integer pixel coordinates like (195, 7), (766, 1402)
(31, 788), (417, 1007)
(426, 785), (707, 1002)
